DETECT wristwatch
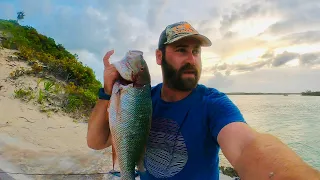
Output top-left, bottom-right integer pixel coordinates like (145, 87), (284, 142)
(98, 88), (111, 100)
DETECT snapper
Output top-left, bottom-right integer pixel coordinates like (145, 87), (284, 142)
(108, 50), (152, 180)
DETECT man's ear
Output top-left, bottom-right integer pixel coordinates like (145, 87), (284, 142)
(155, 49), (162, 65)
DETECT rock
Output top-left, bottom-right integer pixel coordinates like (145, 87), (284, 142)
(220, 166), (239, 178)
(7, 55), (19, 61)
(0, 31), (6, 45)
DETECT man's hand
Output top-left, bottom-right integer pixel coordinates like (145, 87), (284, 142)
(103, 50), (119, 95)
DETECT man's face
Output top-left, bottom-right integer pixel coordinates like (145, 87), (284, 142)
(161, 37), (202, 91)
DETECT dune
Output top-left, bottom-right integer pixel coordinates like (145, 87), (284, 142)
(0, 48), (120, 180)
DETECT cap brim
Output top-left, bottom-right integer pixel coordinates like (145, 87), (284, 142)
(164, 34), (212, 47)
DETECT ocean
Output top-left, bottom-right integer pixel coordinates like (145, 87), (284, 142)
(218, 95), (320, 170)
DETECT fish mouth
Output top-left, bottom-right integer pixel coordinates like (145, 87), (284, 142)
(119, 76), (133, 85)
(118, 77), (146, 88)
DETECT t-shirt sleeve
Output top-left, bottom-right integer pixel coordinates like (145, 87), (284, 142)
(207, 91), (246, 141)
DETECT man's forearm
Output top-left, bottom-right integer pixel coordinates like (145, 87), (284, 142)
(235, 133), (320, 180)
(87, 99), (111, 150)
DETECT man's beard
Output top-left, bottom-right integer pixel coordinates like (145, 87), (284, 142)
(162, 57), (201, 91)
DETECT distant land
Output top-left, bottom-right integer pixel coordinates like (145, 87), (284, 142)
(225, 92), (300, 95)
(225, 92), (320, 96)
(301, 91), (320, 96)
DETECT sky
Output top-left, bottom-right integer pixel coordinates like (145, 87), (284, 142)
(1, 0), (320, 93)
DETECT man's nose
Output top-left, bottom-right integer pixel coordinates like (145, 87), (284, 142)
(186, 52), (196, 65)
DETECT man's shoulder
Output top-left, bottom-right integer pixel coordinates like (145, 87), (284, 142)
(151, 83), (161, 91)
(196, 84), (227, 100)
(151, 83), (161, 92)
(196, 84), (238, 110)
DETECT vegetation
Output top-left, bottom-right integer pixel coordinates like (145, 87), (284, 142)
(0, 18), (102, 121)
(301, 90), (320, 96)
(219, 166), (239, 178)
(14, 87), (35, 101)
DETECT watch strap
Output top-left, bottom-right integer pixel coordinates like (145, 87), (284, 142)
(98, 88), (111, 100)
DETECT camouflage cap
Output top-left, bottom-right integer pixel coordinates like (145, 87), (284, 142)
(158, 21), (212, 49)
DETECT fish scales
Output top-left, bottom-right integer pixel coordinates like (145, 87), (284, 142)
(108, 50), (152, 180)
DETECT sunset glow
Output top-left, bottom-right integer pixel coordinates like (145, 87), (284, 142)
(223, 48), (267, 64)
(230, 17), (281, 38)
(274, 44), (320, 55)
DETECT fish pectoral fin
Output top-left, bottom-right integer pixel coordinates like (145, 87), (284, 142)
(136, 146), (147, 172)
(137, 159), (145, 172)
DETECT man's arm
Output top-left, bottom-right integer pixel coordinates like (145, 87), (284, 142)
(87, 50), (118, 150)
(218, 122), (320, 180)
(87, 99), (112, 150)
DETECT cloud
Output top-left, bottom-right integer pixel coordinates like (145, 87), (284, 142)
(202, 72), (234, 89)
(146, 0), (168, 31)
(300, 52), (320, 66)
(205, 59), (272, 75)
(203, 67), (320, 93)
(280, 30), (320, 45)
(234, 59), (272, 72)
(261, 50), (274, 59)
(219, 1), (266, 35)
(209, 37), (267, 59)
(203, 50), (320, 75)
(272, 51), (299, 67)
(262, 0), (320, 36)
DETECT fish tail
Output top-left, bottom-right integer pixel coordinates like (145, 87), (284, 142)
(120, 171), (136, 180)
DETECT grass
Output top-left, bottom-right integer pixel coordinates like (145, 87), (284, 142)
(13, 87), (35, 102)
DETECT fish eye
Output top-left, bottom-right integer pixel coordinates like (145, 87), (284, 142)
(140, 66), (144, 71)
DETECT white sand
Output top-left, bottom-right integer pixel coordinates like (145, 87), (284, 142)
(0, 48), (233, 180)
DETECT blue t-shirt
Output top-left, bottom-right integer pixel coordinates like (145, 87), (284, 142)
(139, 83), (246, 180)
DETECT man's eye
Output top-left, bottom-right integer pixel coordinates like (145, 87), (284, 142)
(193, 49), (200, 54)
(176, 48), (186, 52)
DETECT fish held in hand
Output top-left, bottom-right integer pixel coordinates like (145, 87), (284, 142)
(108, 50), (152, 180)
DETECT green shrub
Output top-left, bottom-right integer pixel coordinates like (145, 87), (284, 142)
(65, 94), (83, 112)
(53, 83), (62, 94)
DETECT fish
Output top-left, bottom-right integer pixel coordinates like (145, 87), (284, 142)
(108, 50), (152, 180)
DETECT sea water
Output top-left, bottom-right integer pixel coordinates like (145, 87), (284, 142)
(219, 95), (320, 170)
